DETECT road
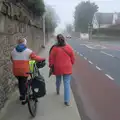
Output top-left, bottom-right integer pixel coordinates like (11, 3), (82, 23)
(67, 38), (120, 120)
(68, 39), (120, 84)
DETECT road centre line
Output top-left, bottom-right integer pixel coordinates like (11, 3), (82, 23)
(105, 74), (114, 80)
(85, 45), (93, 49)
(84, 57), (87, 60)
(75, 50), (114, 81)
(101, 51), (114, 57)
(80, 54), (83, 56)
(88, 61), (93, 64)
(96, 66), (102, 71)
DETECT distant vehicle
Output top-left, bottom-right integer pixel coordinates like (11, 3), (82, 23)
(80, 33), (89, 39)
(66, 35), (71, 39)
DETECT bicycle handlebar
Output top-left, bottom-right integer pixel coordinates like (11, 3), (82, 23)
(26, 72), (33, 75)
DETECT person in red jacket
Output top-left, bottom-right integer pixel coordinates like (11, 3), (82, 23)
(49, 34), (75, 106)
(11, 38), (45, 102)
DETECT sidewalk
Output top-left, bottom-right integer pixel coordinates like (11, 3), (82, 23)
(0, 39), (81, 120)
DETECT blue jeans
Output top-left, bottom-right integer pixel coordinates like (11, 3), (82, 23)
(56, 74), (71, 103)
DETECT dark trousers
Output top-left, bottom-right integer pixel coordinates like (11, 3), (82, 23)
(16, 76), (27, 97)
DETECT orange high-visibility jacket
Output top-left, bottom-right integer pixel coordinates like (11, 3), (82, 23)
(11, 44), (44, 77)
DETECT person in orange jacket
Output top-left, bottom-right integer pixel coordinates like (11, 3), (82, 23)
(49, 34), (75, 106)
(11, 38), (45, 102)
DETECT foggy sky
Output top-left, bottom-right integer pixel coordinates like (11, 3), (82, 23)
(44, 0), (120, 32)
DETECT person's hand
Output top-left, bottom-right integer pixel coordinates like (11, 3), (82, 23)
(39, 58), (46, 62)
(49, 64), (52, 68)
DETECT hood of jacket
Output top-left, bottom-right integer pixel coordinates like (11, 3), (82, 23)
(16, 44), (27, 52)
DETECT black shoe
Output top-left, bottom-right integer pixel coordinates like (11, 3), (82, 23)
(21, 100), (27, 105)
(19, 96), (25, 101)
(64, 102), (70, 106)
(56, 88), (60, 95)
(57, 91), (60, 95)
(35, 99), (38, 102)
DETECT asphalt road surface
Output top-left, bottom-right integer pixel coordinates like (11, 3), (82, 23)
(68, 38), (120, 120)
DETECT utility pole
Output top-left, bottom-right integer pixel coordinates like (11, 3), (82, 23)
(42, 12), (46, 48)
(88, 23), (93, 40)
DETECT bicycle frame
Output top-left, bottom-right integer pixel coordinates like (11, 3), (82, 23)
(24, 61), (45, 117)
(24, 74), (37, 117)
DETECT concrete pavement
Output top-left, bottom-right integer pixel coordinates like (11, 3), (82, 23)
(0, 39), (80, 120)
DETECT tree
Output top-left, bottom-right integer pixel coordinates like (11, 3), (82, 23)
(66, 24), (73, 33)
(21, 0), (45, 16)
(74, 1), (98, 32)
(45, 5), (60, 33)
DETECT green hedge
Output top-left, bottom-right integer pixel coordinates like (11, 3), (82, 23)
(92, 28), (120, 36)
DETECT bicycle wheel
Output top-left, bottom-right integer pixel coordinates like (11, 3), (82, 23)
(27, 85), (37, 117)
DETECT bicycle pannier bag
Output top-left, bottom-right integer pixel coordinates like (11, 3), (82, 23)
(32, 75), (46, 98)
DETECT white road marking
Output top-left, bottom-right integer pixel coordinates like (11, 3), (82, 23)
(80, 54), (83, 56)
(101, 51), (114, 57)
(96, 66), (101, 71)
(94, 45), (107, 49)
(88, 61), (93, 64)
(105, 74), (114, 80)
(84, 57), (87, 60)
(80, 44), (86, 46)
(85, 45), (93, 49)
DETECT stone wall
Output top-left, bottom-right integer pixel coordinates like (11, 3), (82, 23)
(0, 1), (45, 110)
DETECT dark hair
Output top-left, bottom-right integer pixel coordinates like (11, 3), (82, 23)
(56, 34), (66, 46)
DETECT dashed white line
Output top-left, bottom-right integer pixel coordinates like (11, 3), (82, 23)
(96, 66), (101, 71)
(85, 45), (93, 49)
(80, 54), (83, 56)
(105, 74), (114, 80)
(88, 61), (93, 64)
(84, 57), (87, 60)
(101, 51), (114, 57)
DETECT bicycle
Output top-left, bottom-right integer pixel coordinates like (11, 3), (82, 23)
(22, 60), (46, 117)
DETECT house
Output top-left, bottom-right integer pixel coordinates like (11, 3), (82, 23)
(92, 12), (120, 29)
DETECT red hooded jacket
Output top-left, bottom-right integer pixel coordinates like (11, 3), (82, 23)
(49, 44), (75, 75)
